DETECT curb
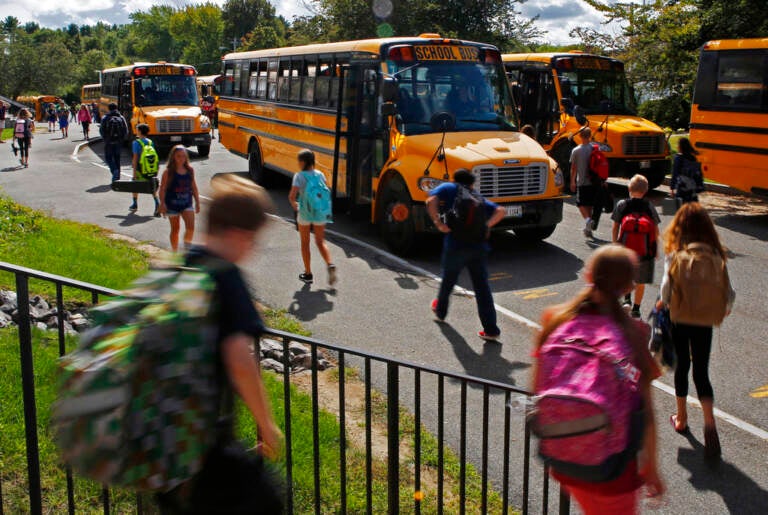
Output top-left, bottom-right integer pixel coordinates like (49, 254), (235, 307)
(71, 136), (102, 161)
(661, 176), (735, 196)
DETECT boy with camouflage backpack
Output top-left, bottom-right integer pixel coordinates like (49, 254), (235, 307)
(54, 175), (284, 513)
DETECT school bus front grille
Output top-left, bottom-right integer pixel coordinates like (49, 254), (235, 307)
(157, 119), (193, 133)
(474, 164), (547, 198)
(623, 134), (665, 156)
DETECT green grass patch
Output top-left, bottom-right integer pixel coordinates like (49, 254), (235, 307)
(0, 195), (149, 302)
(668, 133), (688, 154)
(0, 128), (11, 141)
(261, 307), (311, 337)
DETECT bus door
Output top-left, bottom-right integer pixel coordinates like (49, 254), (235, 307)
(519, 68), (559, 146)
(339, 62), (381, 208)
(118, 77), (133, 124)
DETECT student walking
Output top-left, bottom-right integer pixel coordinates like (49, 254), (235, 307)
(570, 127), (597, 238)
(612, 174), (661, 318)
(58, 109), (69, 138)
(100, 103), (128, 182)
(158, 145), (200, 252)
(129, 123), (161, 215)
(426, 169), (506, 340)
(77, 104), (92, 140)
(658, 202), (734, 461)
(288, 149), (336, 286)
(14, 108), (34, 168)
(671, 137), (705, 204)
(46, 105), (57, 132)
(532, 245), (664, 514)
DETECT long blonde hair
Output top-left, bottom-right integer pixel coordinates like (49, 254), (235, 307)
(664, 202), (726, 258)
(164, 145), (193, 179)
(536, 245), (655, 382)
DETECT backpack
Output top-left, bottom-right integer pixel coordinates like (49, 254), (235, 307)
(619, 200), (657, 259)
(445, 184), (488, 244)
(105, 114), (126, 142)
(668, 243), (730, 326)
(531, 314), (645, 482)
(14, 119), (30, 139)
(52, 265), (222, 492)
(137, 138), (160, 177)
(298, 171), (333, 224)
(589, 144), (610, 181)
(676, 156), (704, 199)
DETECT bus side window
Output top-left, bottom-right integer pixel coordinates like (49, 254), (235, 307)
(278, 59), (291, 101)
(267, 59), (278, 101)
(330, 57), (348, 108)
(222, 65), (235, 96)
(316, 55), (333, 107)
(248, 59), (259, 98)
(303, 57), (317, 105)
(290, 57), (303, 103)
(257, 60), (268, 99)
(233, 61), (242, 97)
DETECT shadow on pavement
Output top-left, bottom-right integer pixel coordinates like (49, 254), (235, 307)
(677, 432), (768, 514)
(438, 322), (530, 387)
(1, 165), (24, 172)
(105, 213), (157, 226)
(714, 213), (768, 241)
(287, 283), (335, 322)
(86, 184), (113, 194)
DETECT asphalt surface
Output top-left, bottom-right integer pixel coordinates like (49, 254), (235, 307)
(1, 127), (766, 513)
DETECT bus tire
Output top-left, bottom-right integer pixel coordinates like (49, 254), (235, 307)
(514, 224), (557, 242)
(248, 142), (271, 187)
(379, 176), (416, 256)
(197, 144), (210, 158)
(551, 141), (575, 191)
(644, 168), (665, 190)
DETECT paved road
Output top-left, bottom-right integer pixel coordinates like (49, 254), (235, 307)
(1, 129), (766, 513)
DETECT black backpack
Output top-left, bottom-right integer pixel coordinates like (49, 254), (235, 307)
(445, 185), (489, 244)
(105, 114), (125, 142)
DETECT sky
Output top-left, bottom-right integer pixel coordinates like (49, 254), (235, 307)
(0, 0), (621, 45)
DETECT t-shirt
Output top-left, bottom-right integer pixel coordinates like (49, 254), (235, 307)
(611, 197), (661, 261)
(429, 182), (499, 251)
(570, 143), (593, 187)
(292, 169), (326, 190)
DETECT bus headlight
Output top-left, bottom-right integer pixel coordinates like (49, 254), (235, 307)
(596, 142), (612, 152)
(200, 116), (211, 129)
(418, 176), (447, 192)
(554, 168), (564, 188)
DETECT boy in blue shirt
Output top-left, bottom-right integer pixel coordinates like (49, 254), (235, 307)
(130, 123), (160, 216)
(426, 169), (506, 340)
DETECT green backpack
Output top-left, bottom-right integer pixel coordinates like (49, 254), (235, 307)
(137, 138), (159, 177)
(53, 265), (222, 492)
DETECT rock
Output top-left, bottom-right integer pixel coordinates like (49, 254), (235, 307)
(288, 342), (310, 356)
(260, 338), (283, 354)
(35, 322), (48, 332)
(0, 310), (11, 323)
(265, 349), (284, 362)
(0, 290), (17, 309)
(31, 295), (49, 311)
(69, 314), (90, 331)
(293, 353), (313, 369)
(33, 308), (57, 322)
(261, 358), (285, 374)
(317, 359), (333, 371)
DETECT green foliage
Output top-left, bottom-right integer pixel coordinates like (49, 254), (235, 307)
(638, 95), (691, 131)
(127, 6), (180, 62)
(169, 3), (225, 74)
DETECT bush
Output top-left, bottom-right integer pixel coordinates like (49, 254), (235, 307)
(638, 95), (691, 131)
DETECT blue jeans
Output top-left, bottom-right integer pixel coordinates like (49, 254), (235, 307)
(104, 142), (122, 181)
(435, 245), (500, 335)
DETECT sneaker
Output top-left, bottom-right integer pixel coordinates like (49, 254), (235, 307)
(327, 264), (337, 286)
(129, 203), (138, 211)
(590, 219), (598, 231)
(299, 272), (313, 284)
(431, 299), (444, 322)
(631, 307), (641, 319)
(583, 227), (593, 238)
(478, 331), (501, 341)
(153, 208), (161, 218)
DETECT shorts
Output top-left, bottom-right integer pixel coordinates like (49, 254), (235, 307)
(166, 206), (194, 216)
(576, 185), (597, 207)
(296, 214), (326, 227)
(636, 259), (654, 284)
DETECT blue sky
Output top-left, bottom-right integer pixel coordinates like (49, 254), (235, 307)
(0, 0), (619, 45)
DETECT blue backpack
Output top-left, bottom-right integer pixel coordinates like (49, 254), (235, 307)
(298, 171), (332, 224)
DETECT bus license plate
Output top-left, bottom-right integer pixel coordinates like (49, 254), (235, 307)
(639, 160), (651, 169)
(505, 205), (523, 218)
(171, 136), (182, 142)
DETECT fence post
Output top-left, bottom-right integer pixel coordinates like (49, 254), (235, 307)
(16, 273), (42, 515)
(386, 362), (399, 515)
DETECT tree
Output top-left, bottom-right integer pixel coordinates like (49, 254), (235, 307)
(222, 0), (280, 44)
(127, 6), (180, 62)
(240, 17), (288, 51)
(697, 0), (768, 42)
(169, 4), (225, 73)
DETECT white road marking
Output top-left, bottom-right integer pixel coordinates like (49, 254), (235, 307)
(265, 213), (768, 441)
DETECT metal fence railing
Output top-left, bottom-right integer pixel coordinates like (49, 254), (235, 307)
(0, 261), (570, 514)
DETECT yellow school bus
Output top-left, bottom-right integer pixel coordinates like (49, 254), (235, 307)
(80, 83), (101, 105)
(15, 95), (65, 122)
(100, 62), (212, 156)
(503, 52), (669, 189)
(219, 35), (565, 253)
(690, 38), (768, 196)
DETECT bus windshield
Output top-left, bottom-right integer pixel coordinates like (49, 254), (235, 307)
(557, 68), (636, 116)
(389, 60), (518, 135)
(135, 75), (199, 107)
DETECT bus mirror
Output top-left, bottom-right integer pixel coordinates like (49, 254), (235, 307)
(381, 77), (398, 103)
(574, 105), (588, 126)
(381, 103), (397, 117)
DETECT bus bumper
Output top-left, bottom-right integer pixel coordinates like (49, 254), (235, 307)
(610, 158), (670, 178)
(151, 133), (211, 148)
(414, 198), (564, 232)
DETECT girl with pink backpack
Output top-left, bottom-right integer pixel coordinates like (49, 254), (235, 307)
(531, 245), (664, 514)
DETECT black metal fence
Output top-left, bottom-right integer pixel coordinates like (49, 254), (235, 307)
(0, 261), (569, 514)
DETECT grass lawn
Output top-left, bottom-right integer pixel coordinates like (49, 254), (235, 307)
(1, 128), (11, 141)
(668, 133), (688, 154)
(0, 195), (149, 302)
(0, 197), (507, 513)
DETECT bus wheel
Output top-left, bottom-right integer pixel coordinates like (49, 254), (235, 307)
(379, 177), (415, 255)
(551, 141), (575, 191)
(248, 143), (271, 187)
(644, 168), (665, 190)
(514, 224), (557, 242)
(197, 144), (210, 158)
